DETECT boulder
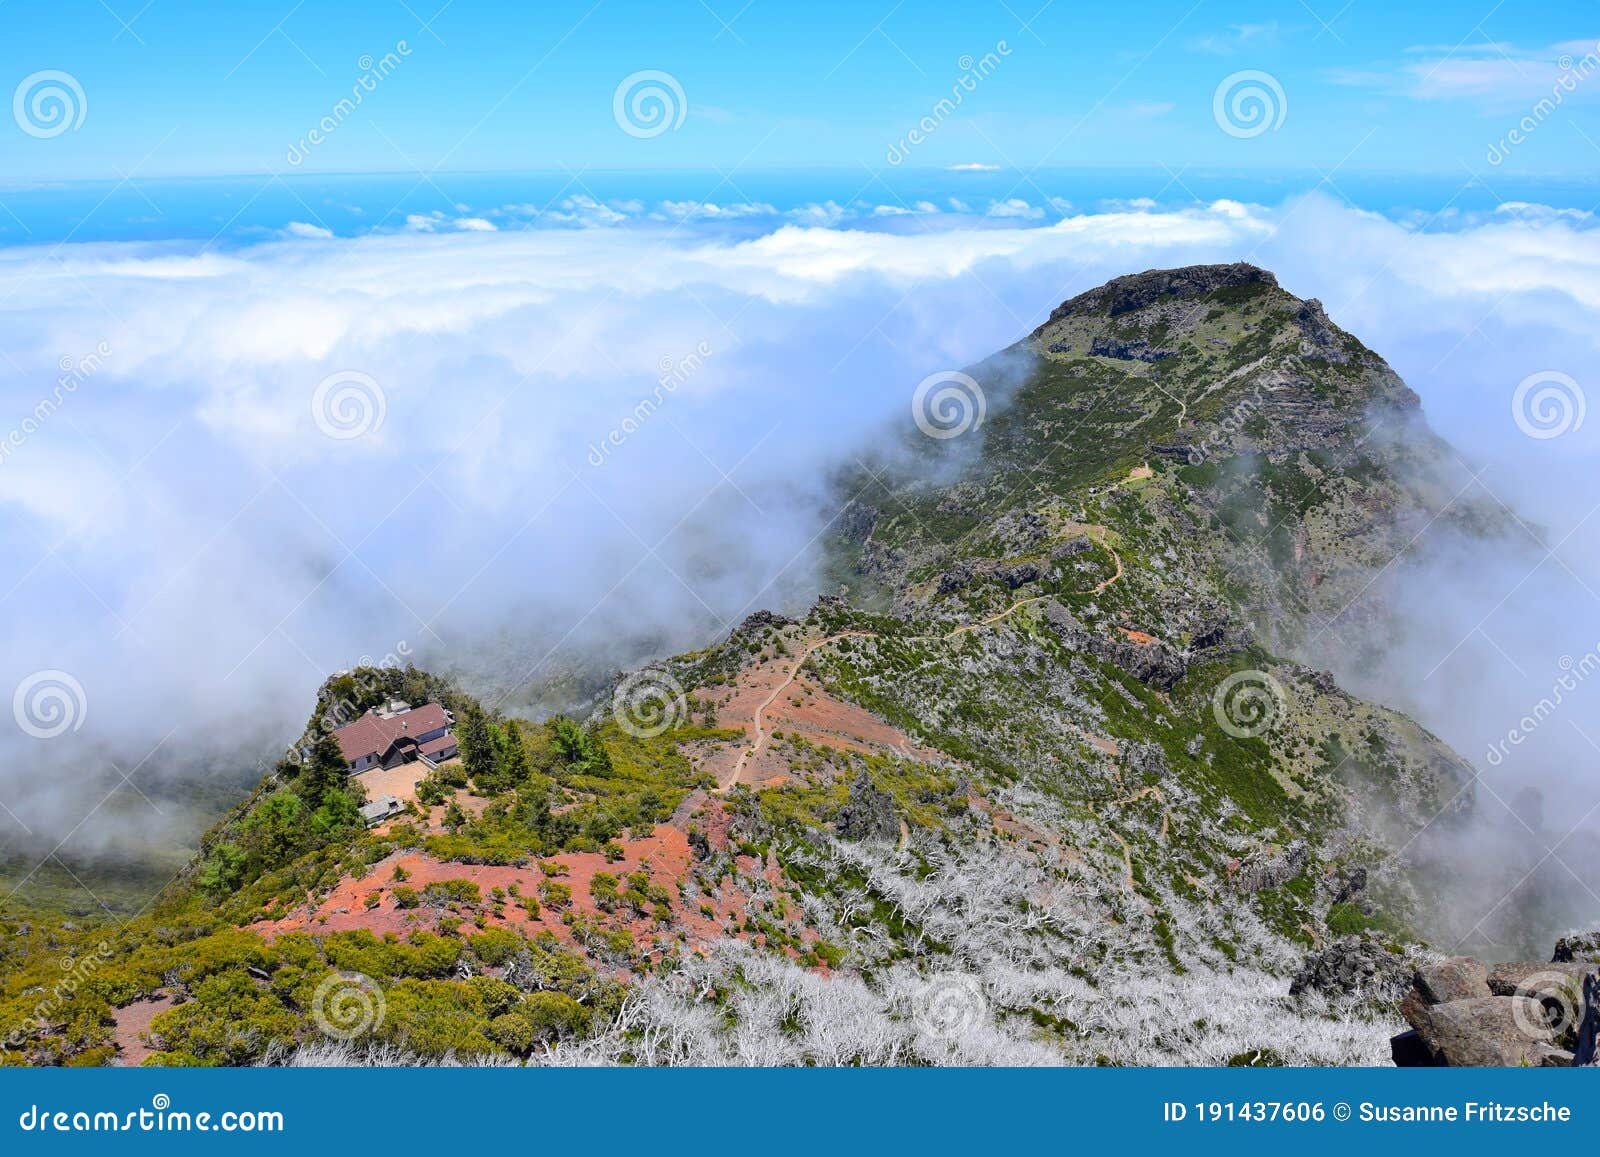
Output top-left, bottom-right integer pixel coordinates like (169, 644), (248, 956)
(1533, 1044), (1575, 1067)
(994, 560), (1046, 589)
(733, 609), (792, 639)
(1050, 536), (1093, 561)
(1552, 930), (1600, 964)
(1088, 335), (1176, 363)
(1041, 602), (1188, 688)
(1099, 635), (1188, 690)
(1413, 957), (1491, 1005)
(1408, 996), (1554, 1067)
(1577, 974), (1599, 1067)
(1232, 840), (1308, 895)
(1293, 299), (1349, 363)
(1330, 865), (1368, 906)
(1400, 957), (1490, 1030)
(935, 563), (973, 596)
(1486, 960), (1594, 999)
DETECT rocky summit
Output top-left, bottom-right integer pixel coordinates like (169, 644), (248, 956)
(1390, 935), (1600, 1067)
(0, 265), (1578, 1068)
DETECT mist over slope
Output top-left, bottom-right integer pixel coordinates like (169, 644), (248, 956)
(0, 194), (1596, 938)
(0, 254), (1594, 1068)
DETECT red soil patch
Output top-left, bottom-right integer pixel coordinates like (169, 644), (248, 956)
(111, 994), (175, 1067)
(696, 634), (935, 791)
(247, 815), (809, 971)
(1079, 729), (1121, 757)
(1119, 628), (1158, 646)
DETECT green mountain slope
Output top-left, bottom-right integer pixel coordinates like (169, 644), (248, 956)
(0, 265), (1498, 1068)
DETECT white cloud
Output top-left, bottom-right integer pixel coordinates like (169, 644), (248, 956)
(1334, 38), (1600, 104)
(1114, 100), (1176, 119)
(283, 221), (334, 240)
(986, 198), (1044, 219)
(948, 162), (1001, 172)
(1494, 200), (1594, 222)
(657, 200), (779, 221)
(787, 201), (851, 227)
(541, 195), (633, 227)
(2, 193), (1599, 866)
(1193, 21), (1281, 55)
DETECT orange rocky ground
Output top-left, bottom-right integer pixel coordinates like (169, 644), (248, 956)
(251, 791), (814, 973)
(691, 632), (939, 792)
(224, 641), (947, 984)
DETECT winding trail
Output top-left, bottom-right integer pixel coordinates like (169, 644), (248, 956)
(710, 525), (1128, 792)
(944, 524), (1124, 639)
(1086, 528), (1124, 596)
(717, 630), (877, 793)
(945, 595), (1054, 638)
(1103, 785), (1168, 894)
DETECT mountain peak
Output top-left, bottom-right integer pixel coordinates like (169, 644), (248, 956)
(1039, 262), (1280, 329)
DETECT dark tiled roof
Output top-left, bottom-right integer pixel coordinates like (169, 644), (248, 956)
(419, 734), (457, 757)
(333, 703), (451, 764)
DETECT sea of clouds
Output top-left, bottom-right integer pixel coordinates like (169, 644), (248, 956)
(0, 191), (1596, 944)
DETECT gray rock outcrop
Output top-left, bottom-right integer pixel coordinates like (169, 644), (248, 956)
(836, 772), (900, 843)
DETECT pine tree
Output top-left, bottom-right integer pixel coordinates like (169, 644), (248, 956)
(499, 722), (531, 784)
(298, 731), (349, 809)
(458, 705), (500, 788)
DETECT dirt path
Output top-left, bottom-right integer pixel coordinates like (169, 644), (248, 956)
(1087, 529), (1124, 596)
(718, 630), (878, 793)
(1102, 785), (1167, 895)
(111, 994), (175, 1066)
(946, 595), (1054, 638)
(707, 524), (1127, 791)
(944, 525), (1124, 639)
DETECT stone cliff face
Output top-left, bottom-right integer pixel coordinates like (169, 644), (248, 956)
(1036, 262), (1279, 322)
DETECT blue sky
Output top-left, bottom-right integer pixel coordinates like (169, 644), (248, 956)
(2, 0), (1598, 185)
